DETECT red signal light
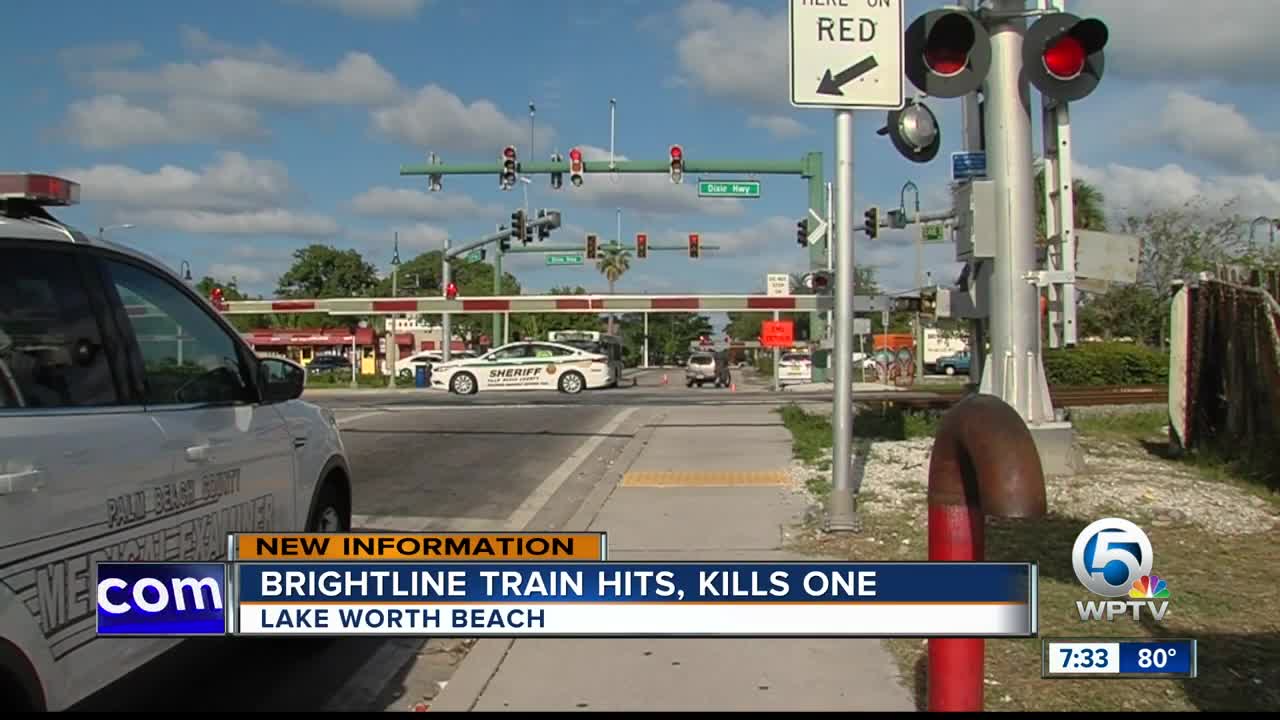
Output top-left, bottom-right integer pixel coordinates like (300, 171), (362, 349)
(924, 47), (968, 77)
(1042, 34), (1086, 80)
(445, 282), (458, 300)
(670, 145), (683, 160)
(569, 148), (582, 162)
(503, 146), (516, 159)
(636, 233), (647, 258)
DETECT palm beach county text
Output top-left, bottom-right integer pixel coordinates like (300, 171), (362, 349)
(250, 568), (879, 631)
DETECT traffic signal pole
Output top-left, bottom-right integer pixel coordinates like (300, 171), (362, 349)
(983, 0), (1055, 426)
(828, 110), (858, 533)
(442, 237), (452, 362)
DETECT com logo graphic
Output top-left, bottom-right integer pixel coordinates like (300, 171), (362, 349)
(1071, 518), (1154, 598)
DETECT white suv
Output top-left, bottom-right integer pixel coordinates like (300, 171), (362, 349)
(0, 174), (354, 711)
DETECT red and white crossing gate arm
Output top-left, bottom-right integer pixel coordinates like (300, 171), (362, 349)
(214, 294), (888, 315)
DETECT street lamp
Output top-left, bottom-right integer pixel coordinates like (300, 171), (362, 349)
(98, 223), (135, 241)
(1248, 216), (1278, 249)
(179, 260), (192, 283)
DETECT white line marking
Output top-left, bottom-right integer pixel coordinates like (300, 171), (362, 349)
(503, 406), (637, 531)
(351, 514), (499, 532)
(336, 410), (385, 426)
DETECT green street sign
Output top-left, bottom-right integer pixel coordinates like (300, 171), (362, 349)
(923, 224), (946, 243)
(465, 250), (485, 262)
(697, 180), (761, 198)
(546, 254), (584, 266)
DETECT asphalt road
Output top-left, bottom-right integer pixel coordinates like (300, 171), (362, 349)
(72, 378), (657, 712)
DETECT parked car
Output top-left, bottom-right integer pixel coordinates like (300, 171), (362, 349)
(936, 351), (971, 376)
(307, 354), (352, 375)
(777, 352), (813, 385)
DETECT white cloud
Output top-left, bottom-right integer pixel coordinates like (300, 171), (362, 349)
(179, 26), (293, 65)
(286, 0), (427, 20)
(371, 84), (552, 152)
(563, 145), (744, 218)
(64, 95), (265, 148)
(1074, 0), (1279, 84)
(747, 114), (813, 139)
(59, 42), (143, 68)
(675, 0), (785, 107)
(60, 152), (292, 212)
(1077, 162), (1280, 221)
(350, 187), (500, 220)
(59, 153), (339, 238)
(350, 223), (449, 254)
(132, 209), (339, 237)
(1157, 91), (1280, 175)
(89, 51), (400, 107)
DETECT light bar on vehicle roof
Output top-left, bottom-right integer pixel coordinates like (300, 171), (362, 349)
(0, 173), (81, 206)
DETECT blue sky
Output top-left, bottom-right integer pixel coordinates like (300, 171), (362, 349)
(5, 0), (1279, 315)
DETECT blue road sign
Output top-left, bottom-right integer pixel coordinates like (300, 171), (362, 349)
(951, 152), (987, 181)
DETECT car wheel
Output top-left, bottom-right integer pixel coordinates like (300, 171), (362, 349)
(558, 371), (585, 395)
(944, 366), (956, 376)
(399, 368), (413, 380)
(450, 372), (477, 395)
(307, 477), (350, 533)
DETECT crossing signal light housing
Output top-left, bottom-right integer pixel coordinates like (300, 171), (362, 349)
(863, 206), (880, 239)
(802, 271), (833, 295)
(669, 145), (684, 184)
(586, 233), (598, 260)
(445, 282), (458, 301)
(500, 145), (518, 190)
(878, 97), (941, 164)
(511, 210), (527, 244)
(499, 226), (511, 252)
(636, 233), (647, 258)
(688, 232), (700, 258)
(536, 209), (551, 241)
(796, 219), (809, 248)
(904, 9), (991, 98)
(1024, 13), (1108, 103)
(209, 286), (227, 311)
(568, 148), (584, 187)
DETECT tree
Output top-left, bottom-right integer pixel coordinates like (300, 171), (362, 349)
(1033, 170), (1108, 242)
(195, 276), (272, 332)
(1077, 284), (1163, 344)
(596, 243), (631, 335)
(277, 245), (380, 298)
(618, 312), (712, 366)
(372, 250), (522, 344)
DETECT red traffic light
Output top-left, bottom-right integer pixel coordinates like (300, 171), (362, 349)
(445, 282), (458, 300)
(669, 145), (683, 160)
(688, 233), (700, 258)
(904, 9), (991, 99)
(569, 148), (582, 162)
(636, 233), (647, 258)
(1024, 13), (1108, 102)
(503, 146), (516, 159)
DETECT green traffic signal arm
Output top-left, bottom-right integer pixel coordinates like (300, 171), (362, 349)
(402, 154), (823, 177)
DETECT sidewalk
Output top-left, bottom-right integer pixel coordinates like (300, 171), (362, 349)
(431, 403), (915, 712)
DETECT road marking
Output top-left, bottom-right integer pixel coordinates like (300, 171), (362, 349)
(351, 514), (499, 532)
(336, 410), (385, 426)
(503, 406), (637, 531)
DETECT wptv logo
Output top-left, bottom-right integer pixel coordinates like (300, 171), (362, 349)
(1072, 518), (1171, 623)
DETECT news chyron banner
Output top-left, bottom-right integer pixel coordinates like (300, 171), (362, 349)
(97, 532), (1037, 639)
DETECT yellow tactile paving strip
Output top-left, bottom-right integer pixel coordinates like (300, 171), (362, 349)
(621, 470), (788, 487)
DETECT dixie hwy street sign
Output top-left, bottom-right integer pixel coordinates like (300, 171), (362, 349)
(546, 254), (584, 266)
(788, 0), (905, 110)
(698, 180), (761, 198)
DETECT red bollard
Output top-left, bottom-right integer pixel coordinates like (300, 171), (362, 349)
(926, 394), (1046, 712)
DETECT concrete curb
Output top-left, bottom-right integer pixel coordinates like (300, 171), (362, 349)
(428, 409), (660, 712)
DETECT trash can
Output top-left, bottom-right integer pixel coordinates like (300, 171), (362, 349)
(414, 365), (428, 388)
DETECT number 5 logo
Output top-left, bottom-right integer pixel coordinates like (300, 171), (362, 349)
(1071, 518), (1153, 597)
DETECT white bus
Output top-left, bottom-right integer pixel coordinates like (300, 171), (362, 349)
(547, 330), (624, 386)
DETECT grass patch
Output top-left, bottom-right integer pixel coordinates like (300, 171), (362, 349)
(852, 404), (940, 440)
(792, 509), (1279, 711)
(1072, 409), (1169, 437)
(304, 372), (397, 388)
(778, 404), (832, 464)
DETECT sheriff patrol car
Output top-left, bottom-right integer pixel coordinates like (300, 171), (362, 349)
(431, 340), (612, 395)
(0, 173), (354, 711)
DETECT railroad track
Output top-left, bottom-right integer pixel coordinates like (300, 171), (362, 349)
(855, 384), (1168, 409)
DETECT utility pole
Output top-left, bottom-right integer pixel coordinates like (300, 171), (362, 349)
(493, 223), (504, 347)
(388, 232), (400, 388)
(828, 109), (858, 532)
(442, 236), (452, 363)
(826, 181), (834, 340)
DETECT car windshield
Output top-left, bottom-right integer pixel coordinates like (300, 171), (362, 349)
(781, 353), (809, 363)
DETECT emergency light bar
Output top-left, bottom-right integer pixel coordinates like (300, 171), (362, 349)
(0, 173), (81, 206)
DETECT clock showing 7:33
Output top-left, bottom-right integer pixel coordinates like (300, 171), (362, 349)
(1051, 642), (1117, 673)
(1042, 638), (1197, 679)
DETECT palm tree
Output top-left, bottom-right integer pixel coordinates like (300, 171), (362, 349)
(1034, 169), (1108, 241)
(596, 243), (632, 335)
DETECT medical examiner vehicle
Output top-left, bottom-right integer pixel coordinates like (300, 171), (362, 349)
(0, 173), (354, 711)
(431, 340), (612, 395)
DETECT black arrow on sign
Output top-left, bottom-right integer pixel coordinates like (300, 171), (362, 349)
(817, 56), (879, 96)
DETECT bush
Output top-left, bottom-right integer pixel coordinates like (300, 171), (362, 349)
(1043, 342), (1168, 386)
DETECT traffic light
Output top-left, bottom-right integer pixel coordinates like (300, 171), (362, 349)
(796, 218), (809, 248)
(903, 9), (991, 98)
(688, 233), (700, 258)
(879, 97), (941, 164)
(568, 147), (584, 187)
(586, 233), (598, 259)
(500, 145), (518, 189)
(536, 209), (550, 241)
(550, 152), (563, 189)
(919, 287), (938, 319)
(1024, 13), (1108, 103)
(499, 232), (511, 252)
(803, 271), (833, 295)
(445, 282), (458, 301)
(669, 145), (684, 184)
(209, 286), (226, 311)
(636, 233), (647, 258)
(863, 206), (880, 239)
(511, 210), (527, 244)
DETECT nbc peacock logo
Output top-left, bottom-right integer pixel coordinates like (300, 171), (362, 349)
(1129, 575), (1171, 599)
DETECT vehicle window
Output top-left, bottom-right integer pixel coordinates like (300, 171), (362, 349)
(690, 355), (712, 365)
(529, 344), (565, 359)
(104, 259), (255, 406)
(0, 245), (120, 408)
(490, 345), (532, 361)
(782, 353), (810, 363)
